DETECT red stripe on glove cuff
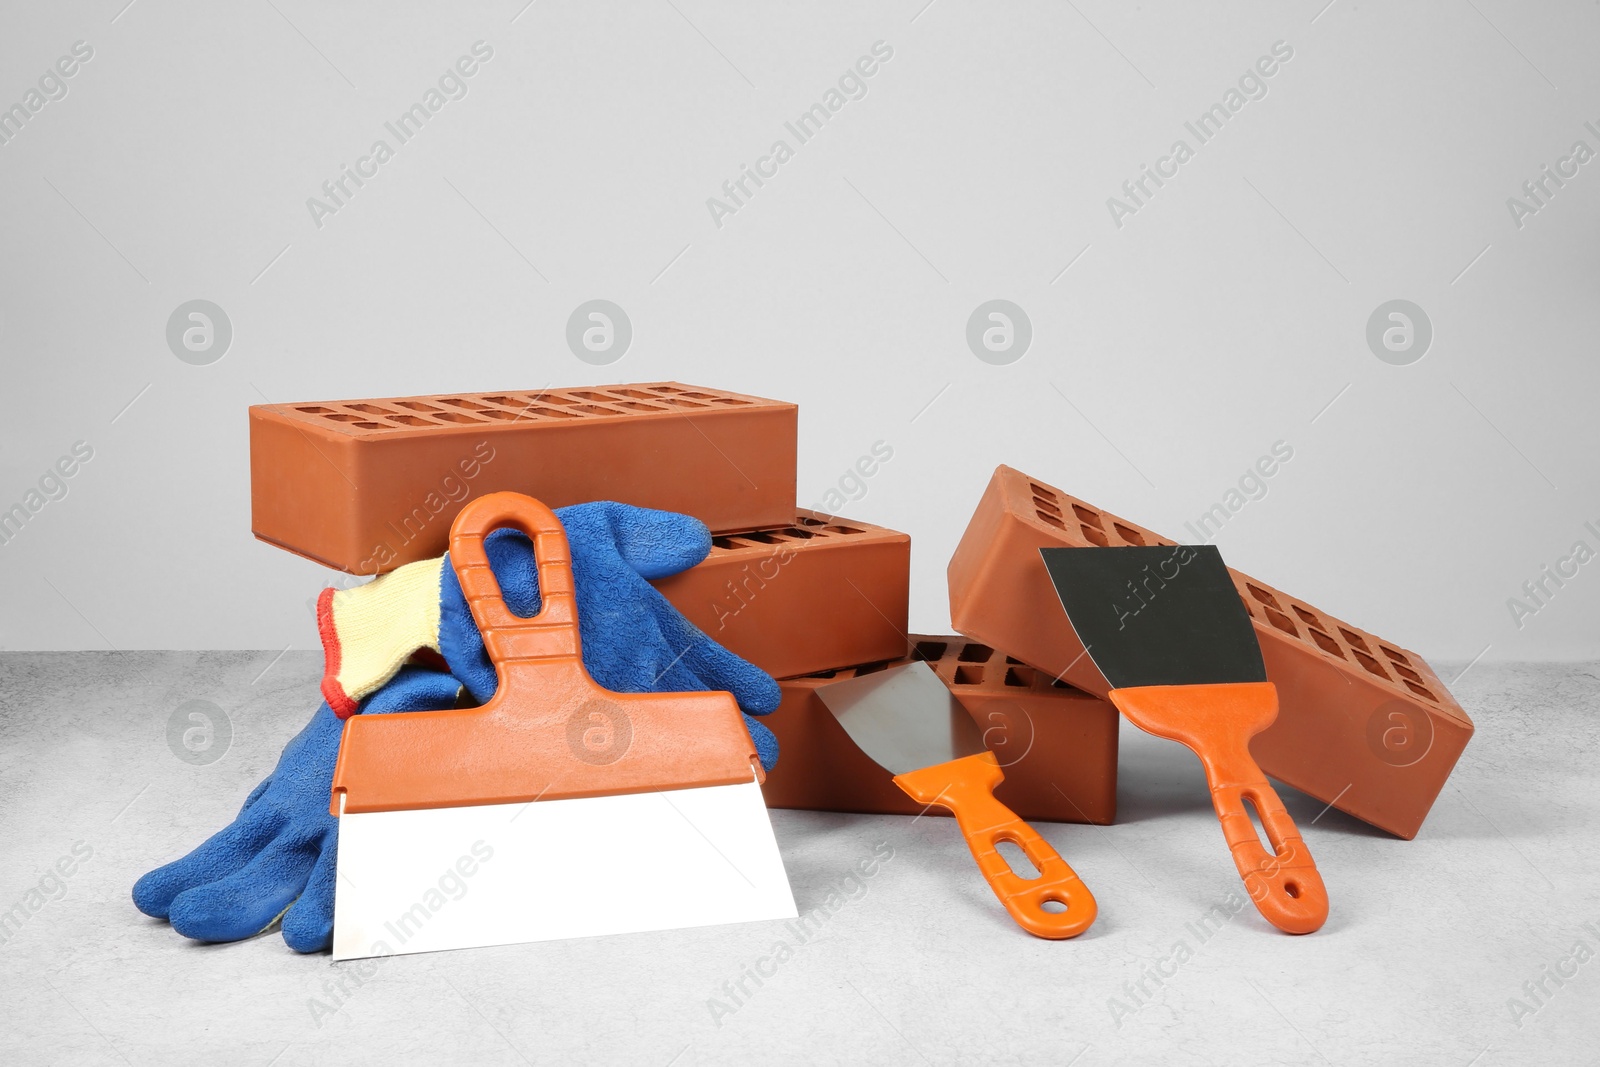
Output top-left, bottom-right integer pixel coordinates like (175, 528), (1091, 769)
(316, 587), (359, 719)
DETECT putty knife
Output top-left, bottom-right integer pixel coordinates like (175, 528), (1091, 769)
(328, 492), (796, 959)
(818, 661), (1096, 938)
(1040, 544), (1328, 934)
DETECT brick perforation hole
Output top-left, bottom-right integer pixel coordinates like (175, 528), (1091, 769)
(292, 384), (767, 430)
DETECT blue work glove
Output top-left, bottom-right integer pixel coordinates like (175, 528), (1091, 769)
(132, 667), (464, 952)
(439, 501), (782, 770)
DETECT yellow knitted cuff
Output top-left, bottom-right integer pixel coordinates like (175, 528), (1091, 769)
(318, 556), (445, 716)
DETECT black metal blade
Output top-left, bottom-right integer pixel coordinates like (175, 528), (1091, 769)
(1039, 544), (1267, 689)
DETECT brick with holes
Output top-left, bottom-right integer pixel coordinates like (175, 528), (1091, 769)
(249, 383), (797, 573)
(759, 635), (1118, 823)
(948, 464), (1472, 839)
(652, 510), (910, 680)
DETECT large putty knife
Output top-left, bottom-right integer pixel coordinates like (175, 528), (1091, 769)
(1040, 543), (1328, 934)
(818, 661), (1096, 938)
(328, 492), (796, 959)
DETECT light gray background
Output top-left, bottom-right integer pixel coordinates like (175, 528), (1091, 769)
(2, 1), (1597, 662)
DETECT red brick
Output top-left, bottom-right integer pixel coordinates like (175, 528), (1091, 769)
(948, 465), (1471, 839)
(761, 635), (1118, 825)
(250, 383), (796, 574)
(654, 510), (910, 680)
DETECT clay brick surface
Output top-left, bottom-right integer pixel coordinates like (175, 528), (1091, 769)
(948, 464), (1472, 839)
(250, 383), (797, 574)
(653, 510), (910, 680)
(760, 635), (1119, 825)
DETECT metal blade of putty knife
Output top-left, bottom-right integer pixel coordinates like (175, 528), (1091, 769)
(818, 662), (1096, 939)
(1040, 544), (1328, 934)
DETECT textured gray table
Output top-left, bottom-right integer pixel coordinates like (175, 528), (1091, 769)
(1, 653), (1595, 1066)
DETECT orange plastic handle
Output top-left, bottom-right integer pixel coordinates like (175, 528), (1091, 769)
(450, 486), (584, 675)
(330, 492), (759, 815)
(892, 751), (1097, 939)
(1108, 682), (1328, 934)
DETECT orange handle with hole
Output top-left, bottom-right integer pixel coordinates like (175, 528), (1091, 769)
(1108, 682), (1328, 934)
(892, 751), (1097, 939)
(330, 492), (760, 815)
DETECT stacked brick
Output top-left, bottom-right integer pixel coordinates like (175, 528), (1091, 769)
(250, 385), (1124, 827)
(249, 383), (797, 574)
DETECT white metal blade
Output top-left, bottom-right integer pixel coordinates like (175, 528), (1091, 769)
(331, 779), (796, 960)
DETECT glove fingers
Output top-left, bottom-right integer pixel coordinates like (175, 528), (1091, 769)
(621, 583), (780, 714)
(566, 502), (711, 580)
(166, 823), (328, 943)
(132, 807), (286, 919)
(743, 713), (780, 773)
(238, 775), (273, 815)
(281, 833), (338, 953)
(675, 633), (782, 716)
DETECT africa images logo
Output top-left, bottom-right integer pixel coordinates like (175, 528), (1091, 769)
(565, 700), (633, 766)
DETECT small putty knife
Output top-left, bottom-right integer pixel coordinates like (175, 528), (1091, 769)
(1040, 543), (1328, 934)
(817, 661), (1096, 939)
